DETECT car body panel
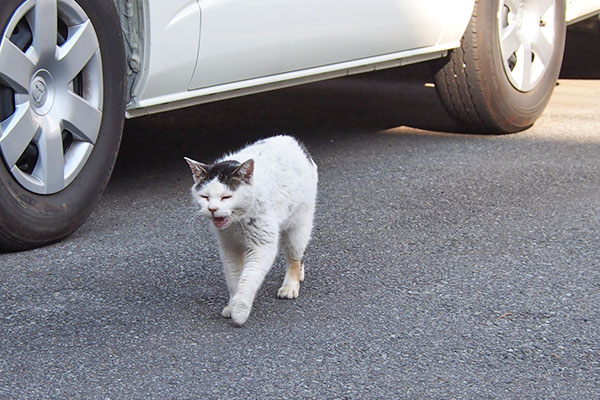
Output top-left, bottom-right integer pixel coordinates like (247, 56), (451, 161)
(127, 0), (600, 117)
(188, 0), (473, 90)
(566, 0), (600, 23)
(131, 0), (475, 115)
(137, 0), (201, 101)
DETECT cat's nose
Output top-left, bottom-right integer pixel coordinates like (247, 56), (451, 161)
(208, 206), (219, 214)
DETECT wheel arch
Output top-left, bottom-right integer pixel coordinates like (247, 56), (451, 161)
(113, 0), (146, 109)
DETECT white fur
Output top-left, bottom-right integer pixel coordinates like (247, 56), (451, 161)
(188, 135), (318, 326)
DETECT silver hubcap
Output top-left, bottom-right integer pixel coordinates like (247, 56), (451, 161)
(0, 0), (103, 195)
(498, 0), (557, 92)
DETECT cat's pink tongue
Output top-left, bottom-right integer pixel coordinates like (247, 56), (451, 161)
(213, 217), (228, 228)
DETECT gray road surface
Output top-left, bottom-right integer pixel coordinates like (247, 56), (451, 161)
(1, 29), (599, 399)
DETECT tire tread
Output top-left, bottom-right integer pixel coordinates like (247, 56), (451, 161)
(432, 0), (565, 134)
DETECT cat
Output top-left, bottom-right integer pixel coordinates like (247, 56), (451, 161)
(185, 135), (318, 326)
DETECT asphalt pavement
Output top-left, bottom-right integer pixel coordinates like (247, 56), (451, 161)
(1, 29), (599, 399)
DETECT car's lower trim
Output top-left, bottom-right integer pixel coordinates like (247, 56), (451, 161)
(125, 44), (456, 118)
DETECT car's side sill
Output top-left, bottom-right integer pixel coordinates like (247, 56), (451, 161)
(125, 44), (455, 119)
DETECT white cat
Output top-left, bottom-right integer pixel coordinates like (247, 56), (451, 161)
(185, 135), (318, 326)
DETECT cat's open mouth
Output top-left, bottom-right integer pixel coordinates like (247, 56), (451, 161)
(212, 216), (230, 228)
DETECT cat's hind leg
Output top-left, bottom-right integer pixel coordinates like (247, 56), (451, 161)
(278, 208), (314, 299)
(278, 258), (304, 299)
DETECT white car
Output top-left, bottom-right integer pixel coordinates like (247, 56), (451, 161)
(1, 0), (599, 251)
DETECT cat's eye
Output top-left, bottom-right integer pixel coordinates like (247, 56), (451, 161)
(200, 195), (209, 200)
(221, 195), (232, 200)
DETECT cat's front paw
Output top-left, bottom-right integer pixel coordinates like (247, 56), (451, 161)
(230, 300), (252, 326)
(277, 281), (300, 299)
(222, 305), (232, 318)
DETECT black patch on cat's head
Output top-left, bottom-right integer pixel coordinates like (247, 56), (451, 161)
(206, 160), (243, 189)
(189, 159), (254, 190)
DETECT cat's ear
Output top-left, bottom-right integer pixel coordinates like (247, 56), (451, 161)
(234, 159), (254, 184)
(184, 157), (208, 184)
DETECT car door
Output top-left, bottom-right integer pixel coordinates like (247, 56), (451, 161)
(279, 0), (453, 72)
(189, 0), (459, 90)
(189, 0), (288, 89)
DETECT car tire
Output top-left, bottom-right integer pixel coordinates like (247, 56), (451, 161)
(433, 0), (566, 133)
(0, 0), (125, 252)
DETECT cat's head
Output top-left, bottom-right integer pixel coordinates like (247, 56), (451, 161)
(184, 157), (254, 229)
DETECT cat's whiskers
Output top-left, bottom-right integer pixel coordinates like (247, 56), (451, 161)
(187, 210), (204, 225)
(230, 214), (247, 233)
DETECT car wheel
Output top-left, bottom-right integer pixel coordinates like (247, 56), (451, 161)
(433, 0), (566, 133)
(0, 0), (125, 251)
